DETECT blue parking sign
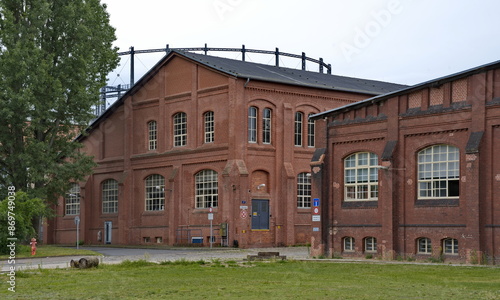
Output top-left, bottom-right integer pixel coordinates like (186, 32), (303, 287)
(313, 198), (320, 207)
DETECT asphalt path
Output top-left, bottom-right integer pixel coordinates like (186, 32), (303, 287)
(1, 246), (310, 272)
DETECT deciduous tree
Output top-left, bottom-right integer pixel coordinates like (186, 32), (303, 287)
(0, 0), (119, 203)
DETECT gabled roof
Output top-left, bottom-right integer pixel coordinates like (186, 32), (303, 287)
(179, 51), (408, 95)
(310, 59), (500, 120)
(80, 50), (407, 140)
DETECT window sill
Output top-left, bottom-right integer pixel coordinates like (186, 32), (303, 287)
(142, 210), (165, 216)
(415, 198), (459, 207)
(342, 201), (378, 209)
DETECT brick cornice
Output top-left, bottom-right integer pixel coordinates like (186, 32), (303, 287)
(403, 128), (468, 138)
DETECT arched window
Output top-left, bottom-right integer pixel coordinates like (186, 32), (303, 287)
(344, 152), (379, 201)
(417, 237), (432, 254)
(148, 120), (157, 150)
(204, 111), (214, 143)
(248, 106), (257, 143)
(173, 112), (187, 147)
(102, 179), (118, 214)
(263, 108), (272, 144)
(343, 237), (355, 252)
(195, 170), (218, 208)
(364, 237), (377, 253)
(443, 238), (458, 255)
(297, 172), (311, 208)
(307, 113), (315, 147)
(65, 183), (80, 215)
(418, 145), (459, 198)
(145, 174), (165, 211)
(294, 112), (303, 146)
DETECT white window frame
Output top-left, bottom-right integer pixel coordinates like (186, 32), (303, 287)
(294, 112), (303, 146)
(65, 183), (80, 215)
(297, 172), (311, 208)
(173, 112), (187, 147)
(248, 106), (257, 143)
(145, 174), (165, 211)
(418, 144), (460, 199)
(262, 108), (272, 144)
(307, 113), (315, 147)
(344, 237), (355, 252)
(344, 152), (379, 201)
(365, 237), (377, 253)
(148, 120), (157, 150)
(102, 179), (118, 214)
(195, 170), (218, 209)
(417, 237), (432, 254)
(204, 111), (214, 143)
(443, 238), (459, 255)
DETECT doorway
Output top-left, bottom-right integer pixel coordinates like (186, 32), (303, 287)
(251, 199), (269, 230)
(104, 221), (112, 244)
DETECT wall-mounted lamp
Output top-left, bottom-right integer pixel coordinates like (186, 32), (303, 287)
(257, 184), (266, 189)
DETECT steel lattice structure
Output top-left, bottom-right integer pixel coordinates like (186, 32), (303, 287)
(97, 44), (332, 116)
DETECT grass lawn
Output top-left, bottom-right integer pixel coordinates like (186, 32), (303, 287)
(0, 245), (101, 260)
(1, 260), (499, 299)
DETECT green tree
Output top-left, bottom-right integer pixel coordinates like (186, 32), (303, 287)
(0, 0), (119, 202)
(0, 191), (51, 254)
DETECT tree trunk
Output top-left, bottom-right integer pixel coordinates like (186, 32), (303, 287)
(70, 257), (99, 269)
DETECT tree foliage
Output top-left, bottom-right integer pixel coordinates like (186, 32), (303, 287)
(0, 0), (119, 201)
(0, 191), (51, 254)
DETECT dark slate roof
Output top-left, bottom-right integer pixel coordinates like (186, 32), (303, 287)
(179, 51), (408, 95)
(310, 59), (500, 120)
(79, 50), (408, 141)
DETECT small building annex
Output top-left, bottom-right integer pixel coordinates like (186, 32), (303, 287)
(310, 60), (500, 264)
(45, 50), (406, 248)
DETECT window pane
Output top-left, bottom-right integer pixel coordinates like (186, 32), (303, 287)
(204, 111), (214, 143)
(148, 121), (157, 150)
(102, 179), (118, 214)
(145, 175), (165, 211)
(344, 152), (379, 201)
(174, 113), (187, 147)
(248, 107), (257, 143)
(417, 145), (459, 199)
(195, 170), (218, 208)
(307, 114), (315, 147)
(263, 108), (271, 144)
(294, 112), (303, 146)
(297, 172), (311, 208)
(65, 183), (80, 215)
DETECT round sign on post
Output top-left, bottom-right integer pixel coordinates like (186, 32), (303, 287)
(209, 207), (213, 213)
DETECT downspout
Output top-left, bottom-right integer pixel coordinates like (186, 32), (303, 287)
(244, 78), (250, 88)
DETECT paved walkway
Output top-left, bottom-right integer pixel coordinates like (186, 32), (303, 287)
(1, 246), (310, 272)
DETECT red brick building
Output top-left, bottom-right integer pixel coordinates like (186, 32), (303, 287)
(46, 50), (405, 248)
(310, 60), (500, 264)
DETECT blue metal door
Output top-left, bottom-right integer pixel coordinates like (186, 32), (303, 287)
(104, 221), (112, 244)
(251, 199), (269, 230)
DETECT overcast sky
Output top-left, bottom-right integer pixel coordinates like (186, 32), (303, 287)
(101, 0), (500, 88)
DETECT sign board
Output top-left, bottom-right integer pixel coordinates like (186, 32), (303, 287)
(313, 207), (320, 214)
(313, 227), (320, 232)
(313, 198), (320, 207)
(312, 215), (321, 222)
(209, 207), (213, 213)
(240, 206), (248, 210)
(208, 213), (214, 220)
(74, 216), (80, 225)
(240, 210), (248, 219)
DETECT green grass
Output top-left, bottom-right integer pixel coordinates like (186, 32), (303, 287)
(0, 245), (101, 259)
(1, 260), (499, 299)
